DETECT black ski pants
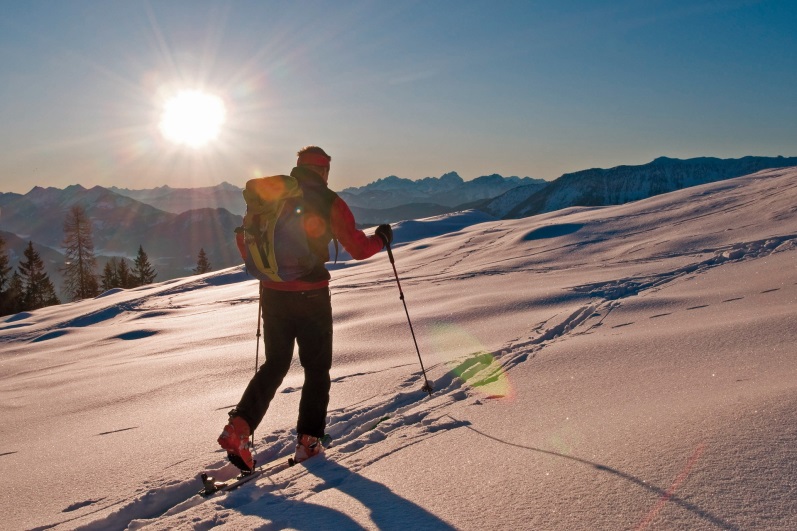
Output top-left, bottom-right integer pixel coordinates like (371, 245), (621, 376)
(235, 286), (332, 438)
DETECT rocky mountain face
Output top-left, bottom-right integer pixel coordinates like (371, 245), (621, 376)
(485, 156), (797, 218)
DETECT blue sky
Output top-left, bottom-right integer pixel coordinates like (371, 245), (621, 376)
(1, 0), (795, 193)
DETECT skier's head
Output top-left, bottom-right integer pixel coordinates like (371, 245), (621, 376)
(297, 146), (331, 182)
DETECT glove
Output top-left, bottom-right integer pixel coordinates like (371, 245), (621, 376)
(375, 224), (393, 247)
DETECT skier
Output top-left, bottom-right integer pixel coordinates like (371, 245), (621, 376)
(218, 146), (393, 471)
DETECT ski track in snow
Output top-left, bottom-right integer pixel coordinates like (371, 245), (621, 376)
(570, 234), (797, 300)
(39, 267), (796, 525)
(6, 169), (797, 530)
(65, 237), (794, 530)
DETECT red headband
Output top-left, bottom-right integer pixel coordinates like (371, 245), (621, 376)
(297, 152), (331, 168)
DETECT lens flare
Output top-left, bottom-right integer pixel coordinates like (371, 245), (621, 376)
(429, 323), (513, 399)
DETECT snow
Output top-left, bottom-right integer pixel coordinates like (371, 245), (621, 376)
(1, 167), (796, 530)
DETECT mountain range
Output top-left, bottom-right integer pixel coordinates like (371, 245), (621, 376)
(109, 182), (245, 216)
(482, 155), (797, 218)
(2, 155), (796, 291)
(0, 185), (242, 288)
(339, 172), (544, 209)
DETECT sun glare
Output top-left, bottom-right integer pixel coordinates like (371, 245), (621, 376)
(159, 91), (226, 148)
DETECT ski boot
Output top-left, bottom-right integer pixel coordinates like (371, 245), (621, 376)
(218, 415), (254, 472)
(291, 433), (326, 465)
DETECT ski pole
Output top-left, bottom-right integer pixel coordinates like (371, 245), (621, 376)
(251, 285), (263, 453)
(255, 284), (262, 374)
(384, 242), (434, 396)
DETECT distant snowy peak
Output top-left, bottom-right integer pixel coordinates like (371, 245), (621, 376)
(340, 171), (542, 208)
(345, 172), (464, 194)
(489, 155), (797, 219)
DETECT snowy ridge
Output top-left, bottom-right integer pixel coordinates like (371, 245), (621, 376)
(483, 155), (797, 219)
(2, 168), (796, 529)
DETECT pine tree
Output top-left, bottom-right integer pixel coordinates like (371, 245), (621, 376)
(42, 278), (60, 307)
(0, 235), (11, 289)
(116, 258), (134, 289)
(4, 271), (24, 316)
(194, 248), (212, 274)
(132, 245), (157, 286)
(18, 241), (60, 311)
(61, 205), (99, 301)
(0, 235), (14, 315)
(101, 258), (120, 291)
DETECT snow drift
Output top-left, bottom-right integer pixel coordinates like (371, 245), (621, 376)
(1, 167), (796, 530)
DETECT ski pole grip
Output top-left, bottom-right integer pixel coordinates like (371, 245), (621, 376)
(385, 242), (395, 264)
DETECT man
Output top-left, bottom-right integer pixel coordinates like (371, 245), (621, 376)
(218, 146), (393, 471)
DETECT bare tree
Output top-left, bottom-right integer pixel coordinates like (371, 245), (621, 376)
(62, 205), (99, 300)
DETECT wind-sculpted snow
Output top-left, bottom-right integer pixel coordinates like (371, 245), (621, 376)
(2, 168), (796, 530)
(571, 234), (797, 300)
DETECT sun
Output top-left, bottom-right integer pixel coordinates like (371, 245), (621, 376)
(159, 90), (226, 148)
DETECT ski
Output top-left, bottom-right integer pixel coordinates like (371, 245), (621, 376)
(198, 456), (292, 497)
(199, 435), (332, 497)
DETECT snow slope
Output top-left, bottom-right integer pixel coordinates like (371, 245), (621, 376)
(1, 168), (796, 530)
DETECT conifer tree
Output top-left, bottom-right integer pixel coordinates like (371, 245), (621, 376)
(116, 258), (134, 289)
(4, 271), (24, 315)
(0, 235), (10, 289)
(0, 235), (13, 315)
(18, 241), (59, 310)
(193, 248), (212, 274)
(101, 258), (120, 291)
(61, 205), (99, 301)
(132, 245), (157, 286)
